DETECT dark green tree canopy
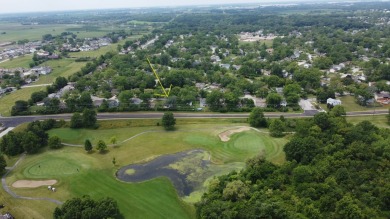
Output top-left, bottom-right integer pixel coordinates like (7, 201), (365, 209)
(248, 107), (267, 128)
(54, 196), (120, 219)
(162, 112), (176, 130)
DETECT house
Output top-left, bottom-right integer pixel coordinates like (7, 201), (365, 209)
(219, 64), (231, 69)
(200, 98), (207, 107)
(31, 66), (52, 75)
(92, 96), (105, 107)
(130, 98), (143, 105)
(375, 91), (390, 104)
(327, 98), (342, 106)
(210, 55), (221, 62)
(280, 99), (287, 107)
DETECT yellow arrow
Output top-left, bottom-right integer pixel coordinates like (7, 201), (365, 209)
(147, 58), (171, 98)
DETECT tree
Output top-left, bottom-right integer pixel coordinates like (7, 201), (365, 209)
(387, 109), (390, 125)
(162, 112), (176, 130)
(11, 100), (29, 116)
(96, 140), (107, 153)
(269, 119), (285, 137)
(84, 139), (93, 152)
(54, 196), (120, 219)
(330, 105), (346, 117)
(110, 136), (117, 145)
(22, 131), (41, 154)
(112, 157), (116, 166)
(266, 93), (282, 108)
(70, 112), (83, 128)
(48, 136), (62, 149)
(82, 108), (97, 128)
(0, 154), (6, 175)
(249, 107), (267, 128)
(206, 90), (224, 111)
(30, 91), (48, 103)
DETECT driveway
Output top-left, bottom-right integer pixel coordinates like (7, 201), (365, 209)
(299, 99), (317, 111)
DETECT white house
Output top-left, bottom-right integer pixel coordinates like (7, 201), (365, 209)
(327, 98), (342, 106)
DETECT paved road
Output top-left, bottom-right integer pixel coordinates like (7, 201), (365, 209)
(0, 111), (317, 128)
(0, 109), (388, 128)
(1, 153), (63, 205)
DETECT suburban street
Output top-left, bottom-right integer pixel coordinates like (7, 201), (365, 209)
(0, 109), (388, 128)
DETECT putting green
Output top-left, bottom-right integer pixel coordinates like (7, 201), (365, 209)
(23, 158), (80, 177)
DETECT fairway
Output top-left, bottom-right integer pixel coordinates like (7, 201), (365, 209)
(3, 121), (288, 218)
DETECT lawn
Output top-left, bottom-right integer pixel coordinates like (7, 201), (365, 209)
(347, 115), (390, 128)
(34, 59), (85, 85)
(0, 55), (32, 68)
(0, 86), (45, 116)
(319, 95), (388, 112)
(3, 121), (288, 218)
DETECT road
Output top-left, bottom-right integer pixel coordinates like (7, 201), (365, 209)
(0, 109), (387, 128)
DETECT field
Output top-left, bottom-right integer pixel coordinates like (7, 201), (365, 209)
(2, 120), (288, 218)
(0, 22), (126, 43)
(0, 55), (32, 68)
(0, 86), (45, 116)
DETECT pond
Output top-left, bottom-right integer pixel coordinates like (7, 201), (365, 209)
(116, 150), (212, 196)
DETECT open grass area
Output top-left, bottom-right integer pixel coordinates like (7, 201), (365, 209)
(35, 59), (85, 85)
(0, 55), (32, 68)
(3, 121), (287, 218)
(347, 115), (390, 128)
(320, 95), (389, 112)
(0, 86), (45, 116)
(0, 22), (126, 43)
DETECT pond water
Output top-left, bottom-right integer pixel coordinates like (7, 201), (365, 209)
(116, 150), (211, 196)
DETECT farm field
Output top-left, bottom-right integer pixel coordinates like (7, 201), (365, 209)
(0, 22), (126, 43)
(3, 120), (288, 218)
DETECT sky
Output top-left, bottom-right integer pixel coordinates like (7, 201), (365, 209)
(0, 0), (319, 14)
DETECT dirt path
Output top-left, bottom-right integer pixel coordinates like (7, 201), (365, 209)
(1, 153), (63, 205)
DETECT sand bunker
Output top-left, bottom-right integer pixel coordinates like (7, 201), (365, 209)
(219, 127), (251, 142)
(12, 180), (57, 188)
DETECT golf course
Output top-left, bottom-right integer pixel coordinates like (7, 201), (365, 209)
(2, 119), (288, 218)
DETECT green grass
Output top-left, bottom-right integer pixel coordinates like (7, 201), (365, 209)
(34, 59), (85, 85)
(3, 122), (287, 218)
(5, 147), (194, 219)
(347, 115), (390, 128)
(0, 86), (45, 116)
(319, 95), (388, 112)
(0, 55), (32, 68)
(0, 22), (125, 42)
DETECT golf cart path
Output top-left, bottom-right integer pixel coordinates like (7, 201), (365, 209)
(1, 153), (63, 205)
